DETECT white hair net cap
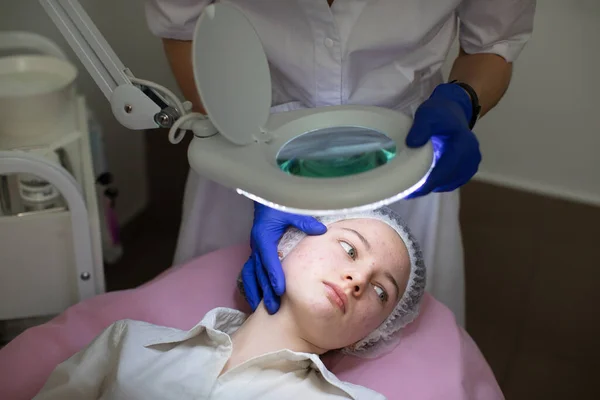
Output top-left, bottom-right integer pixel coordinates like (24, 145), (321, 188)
(238, 207), (426, 358)
(285, 207), (426, 358)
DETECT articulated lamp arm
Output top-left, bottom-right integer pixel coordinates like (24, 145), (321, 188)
(39, 0), (215, 142)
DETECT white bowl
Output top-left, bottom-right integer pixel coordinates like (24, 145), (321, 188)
(0, 55), (78, 149)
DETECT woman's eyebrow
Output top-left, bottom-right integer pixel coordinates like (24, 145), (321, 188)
(341, 228), (371, 250)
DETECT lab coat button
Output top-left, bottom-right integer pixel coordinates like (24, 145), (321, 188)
(324, 38), (334, 48)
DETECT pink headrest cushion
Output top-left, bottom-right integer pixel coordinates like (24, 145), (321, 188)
(0, 244), (502, 399)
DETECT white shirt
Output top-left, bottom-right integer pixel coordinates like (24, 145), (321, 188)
(145, 0), (535, 115)
(33, 308), (385, 400)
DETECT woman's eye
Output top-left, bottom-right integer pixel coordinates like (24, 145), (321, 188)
(373, 285), (388, 303)
(340, 241), (357, 259)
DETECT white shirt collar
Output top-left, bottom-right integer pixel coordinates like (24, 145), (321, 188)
(142, 307), (370, 400)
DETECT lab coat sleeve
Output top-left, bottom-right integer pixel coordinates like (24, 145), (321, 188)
(457, 0), (537, 62)
(32, 321), (127, 400)
(145, 0), (213, 40)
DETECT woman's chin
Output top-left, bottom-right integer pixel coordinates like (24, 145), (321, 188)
(307, 300), (345, 321)
(286, 290), (346, 323)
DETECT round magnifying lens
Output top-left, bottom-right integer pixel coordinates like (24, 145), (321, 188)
(276, 126), (397, 178)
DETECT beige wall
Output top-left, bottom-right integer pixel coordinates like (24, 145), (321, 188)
(443, 0), (600, 206)
(1, 0), (183, 224)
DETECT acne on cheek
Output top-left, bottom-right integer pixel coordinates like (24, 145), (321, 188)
(295, 248), (326, 264)
(288, 252), (320, 274)
(357, 304), (387, 326)
(358, 314), (369, 324)
(352, 313), (379, 339)
(355, 306), (376, 323)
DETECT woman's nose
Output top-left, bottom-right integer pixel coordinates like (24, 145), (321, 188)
(344, 271), (368, 296)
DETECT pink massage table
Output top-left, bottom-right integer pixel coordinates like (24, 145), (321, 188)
(0, 244), (503, 399)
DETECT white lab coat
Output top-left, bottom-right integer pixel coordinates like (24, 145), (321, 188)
(145, 0), (536, 326)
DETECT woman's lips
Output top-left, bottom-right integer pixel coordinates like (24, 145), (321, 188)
(324, 282), (347, 314)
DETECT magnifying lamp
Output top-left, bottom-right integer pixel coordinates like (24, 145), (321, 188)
(39, 0), (434, 216)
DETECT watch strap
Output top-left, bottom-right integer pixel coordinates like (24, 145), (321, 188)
(450, 80), (481, 130)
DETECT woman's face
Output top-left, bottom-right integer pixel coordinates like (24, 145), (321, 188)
(281, 218), (410, 351)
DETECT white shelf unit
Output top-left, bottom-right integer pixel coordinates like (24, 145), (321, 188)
(0, 96), (105, 321)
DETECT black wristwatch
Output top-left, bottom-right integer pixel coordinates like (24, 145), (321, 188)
(449, 80), (481, 130)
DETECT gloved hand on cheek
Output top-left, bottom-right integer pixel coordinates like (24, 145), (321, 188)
(405, 82), (482, 198)
(241, 203), (327, 314)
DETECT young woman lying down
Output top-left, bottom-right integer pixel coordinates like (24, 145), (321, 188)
(33, 207), (426, 400)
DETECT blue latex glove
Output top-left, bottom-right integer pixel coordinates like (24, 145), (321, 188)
(241, 202), (327, 314)
(405, 82), (482, 198)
